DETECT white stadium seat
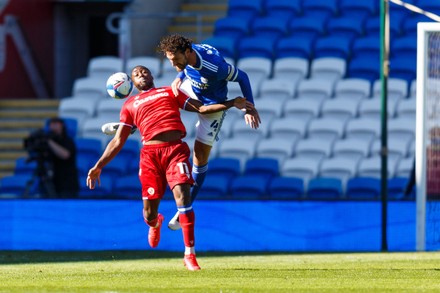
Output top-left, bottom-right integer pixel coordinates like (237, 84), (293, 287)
(334, 78), (371, 100)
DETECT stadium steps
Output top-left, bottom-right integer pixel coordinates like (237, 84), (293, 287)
(168, 1), (227, 42)
(0, 99), (59, 179)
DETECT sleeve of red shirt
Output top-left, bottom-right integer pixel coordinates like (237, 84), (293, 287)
(175, 90), (191, 109)
(119, 100), (134, 126)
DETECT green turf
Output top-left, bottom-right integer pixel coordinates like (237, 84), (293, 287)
(1, 251), (439, 292)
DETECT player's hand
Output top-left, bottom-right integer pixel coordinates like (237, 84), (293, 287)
(233, 96), (247, 110)
(171, 78), (182, 96)
(86, 167), (102, 189)
(244, 106), (261, 129)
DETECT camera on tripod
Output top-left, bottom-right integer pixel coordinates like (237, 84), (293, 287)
(23, 129), (51, 161)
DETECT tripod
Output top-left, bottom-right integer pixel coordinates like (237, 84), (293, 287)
(23, 156), (56, 198)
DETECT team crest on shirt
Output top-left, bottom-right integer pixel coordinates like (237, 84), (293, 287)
(201, 77), (208, 84)
(148, 187), (155, 195)
(207, 50), (213, 55)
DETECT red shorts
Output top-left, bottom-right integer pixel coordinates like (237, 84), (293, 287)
(139, 140), (194, 200)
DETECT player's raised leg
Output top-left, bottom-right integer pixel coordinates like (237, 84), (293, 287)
(142, 198), (163, 248)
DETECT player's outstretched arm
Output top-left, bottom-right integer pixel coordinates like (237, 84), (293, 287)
(244, 104), (261, 129)
(184, 97), (247, 114)
(171, 78), (183, 96)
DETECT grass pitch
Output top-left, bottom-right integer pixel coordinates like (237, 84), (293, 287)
(1, 251), (439, 292)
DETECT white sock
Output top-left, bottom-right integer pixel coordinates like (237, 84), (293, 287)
(185, 246), (195, 255)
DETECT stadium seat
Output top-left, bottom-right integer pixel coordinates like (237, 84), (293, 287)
(269, 117), (309, 141)
(307, 117), (346, 143)
(75, 137), (102, 162)
(258, 79), (296, 101)
(358, 97), (397, 119)
(307, 177), (343, 200)
(267, 176), (304, 199)
(391, 36), (417, 61)
(180, 111), (198, 138)
(255, 137), (296, 165)
(214, 16), (251, 40)
(236, 57), (272, 86)
(117, 139), (140, 162)
(127, 56), (161, 77)
(14, 157), (36, 177)
(352, 36), (380, 60)
(370, 138), (408, 163)
(295, 138), (333, 161)
(302, 0), (338, 19)
(310, 57), (346, 84)
(387, 177), (408, 200)
(339, 0), (377, 19)
(319, 157), (359, 183)
(244, 158), (279, 181)
(72, 76), (108, 100)
(266, 0), (302, 18)
(155, 59), (178, 87)
(208, 157), (242, 180)
(281, 156), (322, 186)
(364, 15), (404, 38)
(417, 0), (440, 16)
(76, 153), (97, 177)
(348, 56), (380, 84)
(197, 174), (231, 199)
(102, 154), (129, 178)
(127, 159), (139, 175)
(217, 137), (258, 169)
(321, 98), (360, 122)
(275, 36), (315, 60)
(113, 174), (141, 199)
(296, 78), (334, 101)
(313, 36), (353, 60)
(389, 0), (415, 20)
(230, 175), (269, 199)
(203, 36), (238, 60)
(231, 117), (271, 139)
(0, 174), (32, 197)
(332, 137), (371, 163)
(402, 14), (434, 37)
(58, 97), (97, 127)
(326, 17), (365, 41)
(346, 177), (381, 200)
(395, 157), (414, 178)
(227, 0), (264, 20)
(283, 99), (321, 123)
(78, 174), (113, 198)
(334, 78), (371, 100)
(389, 56), (416, 84)
(95, 98), (125, 121)
(356, 156), (398, 178)
(288, 17), (327, 39)
(237, 36), (277, 59)
(345, 117), (381, 142)
(80, 117), (113, 146)
(87, 55), (122, 79)
(251, 16), (290, 41)
(388, 117), (415, 146)
(396, 97), (416, 119)
(372, 78), (408, 101)
(272, 57), (309, 84)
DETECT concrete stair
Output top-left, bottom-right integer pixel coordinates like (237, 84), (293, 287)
(167, 1), (228, 42)
(0, 99), (59, 179)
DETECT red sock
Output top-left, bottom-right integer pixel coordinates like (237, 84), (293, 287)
(179, 210), (195, 247)
(145, 216), (158, 228)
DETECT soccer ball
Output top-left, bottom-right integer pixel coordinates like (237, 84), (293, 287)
(106, 72), (133, 99)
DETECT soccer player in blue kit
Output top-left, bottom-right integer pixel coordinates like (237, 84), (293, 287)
(158, 34), (261, 230)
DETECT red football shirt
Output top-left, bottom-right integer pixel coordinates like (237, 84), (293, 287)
(119, 87), (190, 143)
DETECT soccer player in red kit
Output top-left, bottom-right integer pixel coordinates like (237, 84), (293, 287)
(86, 65), (248, 271)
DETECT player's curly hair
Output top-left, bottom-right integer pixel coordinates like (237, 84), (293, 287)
(157, 34), (193, 54)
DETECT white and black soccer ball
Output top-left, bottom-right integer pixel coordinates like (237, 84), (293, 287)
(106, 72), (133, 99)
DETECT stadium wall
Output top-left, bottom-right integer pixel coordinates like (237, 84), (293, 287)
(1, 199), (435, 252)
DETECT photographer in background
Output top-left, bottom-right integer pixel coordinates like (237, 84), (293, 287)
(24, 117), (79, 198)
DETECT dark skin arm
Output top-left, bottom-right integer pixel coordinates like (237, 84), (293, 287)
(183, 96), (252, 114)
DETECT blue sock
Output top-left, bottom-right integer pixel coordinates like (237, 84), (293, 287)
(191, 163), (208, 203)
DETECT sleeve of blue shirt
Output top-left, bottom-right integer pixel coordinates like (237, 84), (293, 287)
(220, 62), (255, 105)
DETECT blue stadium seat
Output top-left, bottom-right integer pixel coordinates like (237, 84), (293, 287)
(113, 174), (141, 199)
(103, 155), (130, 178)
(237, 36), (277, 59)
(275, 36), (315, 59)
(227, 0), (264, 20)
(75, 137), (102, 162)
(214, 17), (251, 42)
(117, 139), (140, 162)
(0, 174), (32, 197)
(326, 17), (365, 41)
(346, 177), (381, 200)
(76, 153), (96, 177)
(314, 36), (353, 59)
(265, 0), (302, 19)
(389, 56), (416, 84)
(208, 157), (241, 180)
(244, 158), (279, 181)
(307, 177), (343, 200)
(389, 0), (415, 20)
(417, 0), (440, 16)
(14, 157), (36, 177)
(391, 36), (417, 60)
(78, 174), (113, 198)
(203, 36), (238, 60)
(348, 56), (380, 83)
(198, 174), (231, 199)
(267, 176), (304, 199)
(402, 14), (434, 37)
(251, 16), (290, 41)
(352, 36), (380, 60)
(387, 177), (408, 200)
(45, 117), (78, 138)
(288, 17), (327, 39)
(230, 175), (269, 199)
(302, 0), (338, 19)
(339, 0), (377, 19)
(364, 15), (403, 38)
